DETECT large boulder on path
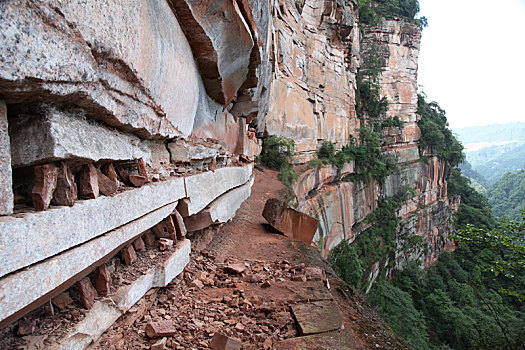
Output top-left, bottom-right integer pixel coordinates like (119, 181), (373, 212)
(262, 198), (318, 244)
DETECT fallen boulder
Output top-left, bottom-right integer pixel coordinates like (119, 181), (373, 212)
(262, 198), (318, 244)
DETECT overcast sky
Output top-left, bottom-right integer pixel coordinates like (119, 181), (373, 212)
(417, 0), (525, 128)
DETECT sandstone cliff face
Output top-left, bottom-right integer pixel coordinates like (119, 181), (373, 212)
(278, 16), (456, 282)
(0, 0), (457, 332)
(264, 0), (360, 163)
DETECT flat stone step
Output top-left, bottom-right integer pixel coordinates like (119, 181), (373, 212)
(274, 329), (358, 350)
(291, 300), (343, 336)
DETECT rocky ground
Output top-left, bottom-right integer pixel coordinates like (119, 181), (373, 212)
(0, 168), (408, 349)
(91, 168), (408, 349)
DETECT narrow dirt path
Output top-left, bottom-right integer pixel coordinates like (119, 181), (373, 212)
(93, 168), (407, 349)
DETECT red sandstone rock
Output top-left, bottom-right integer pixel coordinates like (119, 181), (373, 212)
(239, 154), (251, 163)
(52, 161), (77, 207)
(261, 280), (272, 288)
(151, 337), (167, 350)
(145, 320), (177, 338)
(13, 194), (25, 204)
(77, 277), (98, 310)
(79, 164), (99, 199)
(17, 321), (34, 336)
(122, 245), (137, 265)
(133, 237), (146, 252)
(163, 216), (177, 240)
(32, 163), (59, 211)
(210, 157), (217, 172)
(94, 264), (111, 296)
(190, 279), (204, 289)
(129, 174), (147, 187)
(210, 333), (242, 350)
(262, 198), (319, 244)
(144, 232), (156, 247)
(137, 158), (148, 181)
(44, 300), (54, 316)
(172, 210), (187, 239)
(224, 263), (246, 275)
(97, 169), (118, 196)
(151, 222), (165, 237)
(170, 0), (254, 105)
(52, 292), (73, 310)
(115, 165), (131, 185)
(101, 163), (119, 186)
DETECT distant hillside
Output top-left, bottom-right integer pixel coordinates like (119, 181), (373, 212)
(474, 143), (525, 184)
(453, 122), (525, 144)
(453, 122), (525, 184)
(486, 170), (525, 220)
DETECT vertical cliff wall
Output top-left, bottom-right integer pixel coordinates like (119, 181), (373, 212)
(264, 10), (457, 283)
(0, 0), (457, 338)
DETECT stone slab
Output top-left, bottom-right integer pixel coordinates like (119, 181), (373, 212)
(0, 203), (177, 326)
(0, 0), (200, 138)
(57, 239), (190, 350)
(0, 100), (13, 215)
(167, 140), (220, 163)
(291, 301), (343, 336)
(9, 107), (158, 167)
(0, 177), (185, 278)
(184, 175), (254, 232)
(263, 198), (319, 244)
(180, 164), (253, 216)
(275, 330), (357, 350)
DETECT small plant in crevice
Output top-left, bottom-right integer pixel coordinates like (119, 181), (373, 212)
(258, 135), (297, 186)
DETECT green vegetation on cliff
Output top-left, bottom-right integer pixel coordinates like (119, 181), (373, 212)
(359, 0), (427, 27)
(259, 135), (297, 185)
(417, 94), (464, 167)
(330, 90), (525, 348)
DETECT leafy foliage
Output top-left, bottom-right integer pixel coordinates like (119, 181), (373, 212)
(328, 240), (364, 289)
(486, 170), (525, 221)
(354, 197), (401, 269)
(454, 212), (525, 280)
(417, 94), (464, 167)
(259, 135), (297, 185)
(359, 0), (427, 27)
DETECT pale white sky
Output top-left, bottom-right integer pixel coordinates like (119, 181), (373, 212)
(417, 0), (525, 128)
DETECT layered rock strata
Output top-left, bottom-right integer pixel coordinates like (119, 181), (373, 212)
(0, 0), (259, 330)
(264, 0), (360, 162)
(0, 0), (458, 341)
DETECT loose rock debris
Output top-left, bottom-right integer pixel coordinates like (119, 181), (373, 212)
(91, 251), (334, 349)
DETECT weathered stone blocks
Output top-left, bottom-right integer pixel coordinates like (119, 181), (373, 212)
(185, 176), (254, 232)
(0, 203), (179, 326)
(0, 177), (185, 278)
(178, 164), (253, 217)
(8, 108), (159, 168)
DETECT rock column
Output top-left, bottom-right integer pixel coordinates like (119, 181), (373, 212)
(0, 100), (13, 215)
